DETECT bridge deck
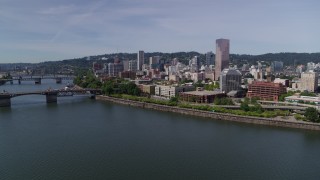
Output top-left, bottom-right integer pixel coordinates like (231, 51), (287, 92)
(1, 89), (101, 97)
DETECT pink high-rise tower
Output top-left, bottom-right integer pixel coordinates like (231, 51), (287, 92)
(215, 39), (230, 81)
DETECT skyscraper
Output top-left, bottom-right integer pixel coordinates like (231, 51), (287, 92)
(190, 56), (200, 73)
(215, 39), (230, 81)
(205, 51), (214, 66)
(271, 61), (284, 73)
(149, 56), (160, 69)
(137, 50), (144, 71)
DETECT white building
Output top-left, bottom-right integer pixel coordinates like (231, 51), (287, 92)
(128, 60), (137, 72)
(299, 72), (318, 92)
(155, 85), (195, 99)
(285, 95), (320, 105)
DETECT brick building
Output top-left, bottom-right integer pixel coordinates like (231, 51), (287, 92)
(119, 71), (136, 79)
(247, 81), (287, 101)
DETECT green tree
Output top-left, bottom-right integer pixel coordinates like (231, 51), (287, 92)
(102, 81), (114, 95)
(169, 96), (179, 103)
(214, 97), (221, 105)
(250, 97), (260, 104)
(73, 76), (82, 86)
(240, 101), (250, 111)
(205, 82), (220, 90)
(304, 107), (319, 122)
(250, 104), (264, 113)
(300, 91), (316, 97)
(279, 90), (296, 101)
(194, 80), (204, 88)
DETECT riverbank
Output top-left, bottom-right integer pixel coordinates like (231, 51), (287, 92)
(96, 95), (320, 131)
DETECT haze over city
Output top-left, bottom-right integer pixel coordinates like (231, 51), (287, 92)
(1, 0), (319, 63)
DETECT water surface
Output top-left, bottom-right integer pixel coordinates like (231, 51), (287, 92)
(1, 81), (320, 179)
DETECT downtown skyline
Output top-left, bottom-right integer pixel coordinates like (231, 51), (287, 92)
(1, 0), (319, 63)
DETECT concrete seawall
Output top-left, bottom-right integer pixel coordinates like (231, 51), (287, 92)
(96, 95), (320, 131)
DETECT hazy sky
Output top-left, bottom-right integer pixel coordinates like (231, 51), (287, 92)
(1, 0), (319, 63)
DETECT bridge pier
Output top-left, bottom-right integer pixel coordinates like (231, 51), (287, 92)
(34, 78), (41, 84)
(18, 79), (21, 85)
(90, 94), (96, 99)
(46, 92), (58, 103)
(56, 77), (62, 84)
(0, 94), (11, 107)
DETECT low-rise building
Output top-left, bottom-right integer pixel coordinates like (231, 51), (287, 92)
(155, 85), (195, 99)
(274, 78), (289, 87)
(179, 90), (225, 103)
(119, 71), (136, 79)
(285, 95), (320, 105)
(247, 81), (287, 101)
(138, 84), (156, 95)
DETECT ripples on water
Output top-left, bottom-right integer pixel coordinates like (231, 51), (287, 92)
(1, 80), (320, 179)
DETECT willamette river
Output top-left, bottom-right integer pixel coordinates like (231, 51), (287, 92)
(1, 80), (320, 179)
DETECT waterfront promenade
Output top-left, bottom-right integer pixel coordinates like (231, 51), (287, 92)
(97, 95), (320, 131)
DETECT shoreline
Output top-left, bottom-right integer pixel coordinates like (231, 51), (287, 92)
(96, 95), (320, 131)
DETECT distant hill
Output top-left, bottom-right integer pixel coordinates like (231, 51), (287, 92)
(231, 53), (320, 66)
(85, 52), (320, 66)
(2, 52), (320, 75)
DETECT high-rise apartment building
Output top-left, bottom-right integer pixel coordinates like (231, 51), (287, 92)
(215, 39), (230, 81)
(300, 72), (318, 92)
(206, 51), (214, 66)
(137, 50), (144, 71)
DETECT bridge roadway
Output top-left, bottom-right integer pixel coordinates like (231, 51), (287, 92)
(0, 88), (102, 107)
(3, 75), (75, 85)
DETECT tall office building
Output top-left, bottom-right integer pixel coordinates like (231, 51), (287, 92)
(220, 68), (242, 93)
(206, 51), (214, 66)
(300, 72), (318, 92)
(271, 61), (284, 73)
(108, 62), (124, 77)
(123, 60), (129, 71)
(189, 56), (200, 73)
(149, 56), (161, 69)
(137, 50), (144, 71)
(128, 60), (137, 72)
(215, 39), (230, 81)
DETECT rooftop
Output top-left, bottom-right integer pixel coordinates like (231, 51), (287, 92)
(181, 90), (224, 96)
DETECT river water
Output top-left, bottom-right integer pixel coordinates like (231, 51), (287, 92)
(1, 80), (320, 179)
